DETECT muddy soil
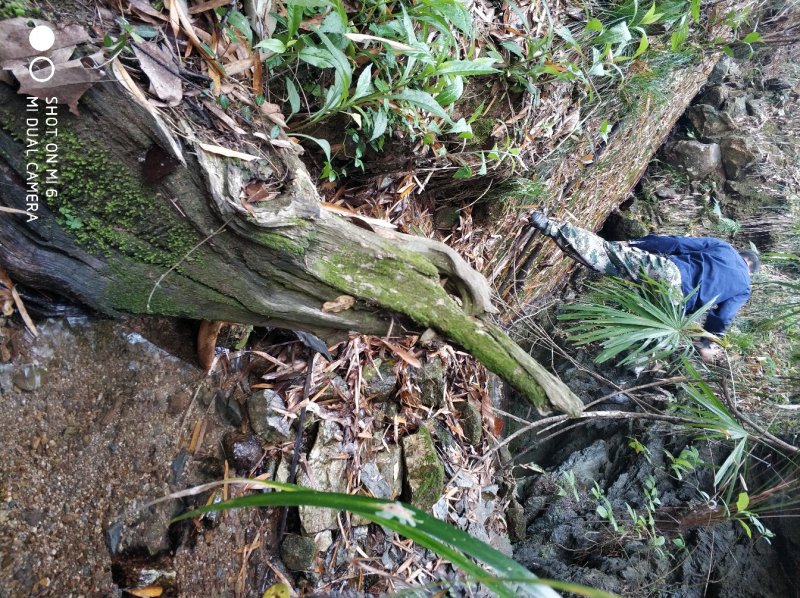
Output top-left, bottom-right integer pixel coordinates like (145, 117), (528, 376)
(0, 317), (274, 597)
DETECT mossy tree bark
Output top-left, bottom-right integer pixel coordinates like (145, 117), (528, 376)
(0, 81), (582, 415)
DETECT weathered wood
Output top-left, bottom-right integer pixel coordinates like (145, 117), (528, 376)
(0, 78), (582, 415)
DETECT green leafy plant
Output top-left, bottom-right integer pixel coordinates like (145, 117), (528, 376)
(591, 481), (621, 533)
(557, 469), (581, 502)
(559, 275), (717, 368)
(665, 445), (702, 480)
(172, 480), (618, 598)
(255, 0), (498, 175)
(678, 373), (748, 493)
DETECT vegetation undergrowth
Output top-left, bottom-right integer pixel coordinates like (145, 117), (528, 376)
(551, 264), (799, 552)
(131, 0), (762, 181)
(171, 480), (619, 598)
(558, 274), (717, 368)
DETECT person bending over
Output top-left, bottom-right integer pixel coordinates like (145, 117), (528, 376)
(529, 211), (760, 362)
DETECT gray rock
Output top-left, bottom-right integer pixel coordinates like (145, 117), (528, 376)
(13, 364), (44, 392)
(222, 432), (264, 471)
(214, 392), (243, 427)
(664, 140), (721, 178)
(764, 77), (792, 92)
(111, 494), (182, 556)
(698, 85), (727, 108)
(506, 500), (527, 542)
(247, 390), (293, 443)
(456, 399), (483, 446)
(720, 136), (757, 180)
(723, 95), (747, 119)
(299, 420), (348, 533)
(554, 439), (609, 488)
(414, 357), (446, 408)
(361, 445), (403, 499)
(280, 533), (316, 571)
(401, 425), (444, 512)
(746, 98), (767, 118)
(316, 373), (349, 401)
(685, 105), (733, 140)
(362, 359), (397, 401)
(434, 206), (460, 230)
(724, 179), (771, 204)
(707, 57), (731, 85)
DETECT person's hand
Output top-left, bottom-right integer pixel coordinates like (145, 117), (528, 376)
(698, 344), (723, 363)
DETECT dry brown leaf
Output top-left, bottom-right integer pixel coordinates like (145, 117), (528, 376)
(380, 339), (421, 368)
(252, 52), (263, 95)
(197, 141), (260, 161)
(197, 320), (223, 371)
(0, 268), (38, 337)
(132, 42), (183, 106)
(129, 0), (169, 21)
(189, 0), (234, 14)
(166, 0), (181, 39)
(258, 101), (288, 128)
(126, 586), (164, 597)
(322, 295), (356, 313)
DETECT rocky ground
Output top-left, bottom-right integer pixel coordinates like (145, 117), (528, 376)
(0, 313), (513, 597)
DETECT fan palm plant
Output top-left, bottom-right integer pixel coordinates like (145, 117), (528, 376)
(559, 275), (717, 368)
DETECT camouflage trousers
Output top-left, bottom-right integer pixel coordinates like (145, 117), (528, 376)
(541, 220), (683, 296)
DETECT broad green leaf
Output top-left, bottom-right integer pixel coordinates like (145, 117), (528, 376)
(172, 483), (579, 598)
(436, 75), (464, 106)
(435, 58), (499, 76)
(314, 28), (353, 93)
(369, 108), (388, 142)
(391, 89), (451, 121)
(401, 5), (418, 44)
(555, 25), (578, 47)
(286, 3), (304, 37)
(639, 4), (663, 25)
(285, 77), (301, 116)
(421, 0), (471, 33)
(453, 165), (473, 179)
(500, 40), (525, 58)
(600, 21), (632, 45)
(736, 492), (750, 512)
(596, 505), (609, 518)
(738, 519), (752, 538)
(742, 31), (763, 44)
(691, 0), (701, 24)
(632, 34), (649, 58)
(255, 38), (287, 53)
(671, 21), (689, 51)
(321, 10), (347, 34)
(447, 117), (472, 137)
(353, 64), (373, 100)
(291, 133), (332, 162)
(227, 10), (253, 45)
(586, 18), (603, 32)
(133, 25), (159, 39)
(298, 46), (337, 69)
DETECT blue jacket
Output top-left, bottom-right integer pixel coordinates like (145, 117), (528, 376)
(629, 235), (750, 334)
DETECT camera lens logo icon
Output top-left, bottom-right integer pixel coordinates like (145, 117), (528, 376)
(29, 25), (55, 52)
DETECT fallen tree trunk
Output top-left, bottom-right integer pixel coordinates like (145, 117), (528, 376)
(0, 69), (581, 415)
